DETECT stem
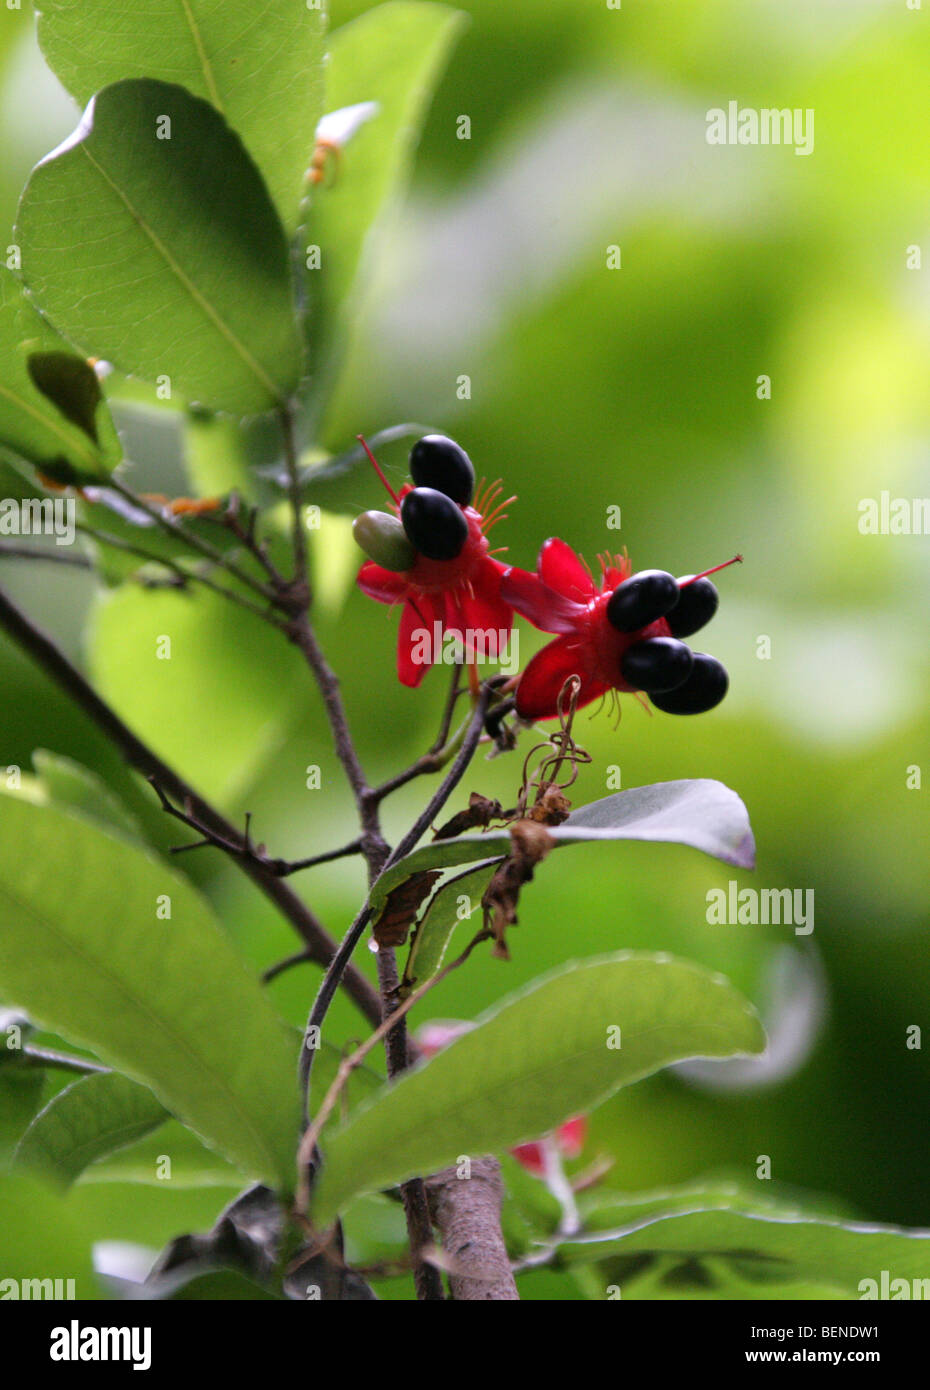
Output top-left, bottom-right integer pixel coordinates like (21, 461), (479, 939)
(0, 583), (381, 1030)
(367, 665), (466, 804)
(107, 476), (279, 607)
(77, 522), (288, 629)
(296, 926), (491, 1300)
(0, 544), (90, 567)
(297, 924), (491, 1198)
(299, 683), (494, 1109)
(426, 1159), (519, 1300)
(279, 407), (308, 586)
(285, 612), (388, 872)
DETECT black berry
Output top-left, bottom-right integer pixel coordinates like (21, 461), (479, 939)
(649, 653), (728, 714)
(606, 570), (679, 632)
(409, 434), (475, 505)
(621, 637), (694, 692)
(666, 576), (719, 638)
(400, 487), (468, 561)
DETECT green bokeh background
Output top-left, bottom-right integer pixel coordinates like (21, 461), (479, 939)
(1, 0), (928, 1293)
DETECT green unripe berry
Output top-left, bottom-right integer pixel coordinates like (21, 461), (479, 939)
(352, 510), (416, 572)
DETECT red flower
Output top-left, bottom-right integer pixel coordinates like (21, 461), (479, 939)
(358, 480), (515, 688)
(511, 1116), (588, 1177)
(501, 539), (661, 719)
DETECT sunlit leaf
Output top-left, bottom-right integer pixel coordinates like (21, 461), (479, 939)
(35, 0), (326, 232)
(0, 265), (120, 483)
(17, 80), (303, 412)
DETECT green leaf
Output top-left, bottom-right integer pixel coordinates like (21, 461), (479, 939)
(0, 1174), (100, 1296)
(78, 1118), (241, 1189)
(0, 1067), (44, 1168)
(17, 79), (303, 413)
(0, 265), (121, 483)
(313, 952), (764, 1223)
(288, 424), (433, 515)
(82, 1042), (382, 1189)
(0, 794), (300, 1188)
(35, 0), (325, 232)
(369, 778), (755, 917)
(304, 2), (466, 426)
(14, 1070), (169, 1188)
(33, 749), (143, 840)
(557, 1205), (930, 1300)
(89, 581), (305, 807)
(402, 863), (495, 989)
(557, 780), (756, 868)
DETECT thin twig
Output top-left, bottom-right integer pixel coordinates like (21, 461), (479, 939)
(298, 681), (494, 1109)
(76, 521), (288, 629)
(296, 925), (491, 1211)
(367, 665), (467, 805)
(262, 949), (313, 985)
(107, 476), (279, 607)
(217, 494), (289, 589)
(279, 407), (308, 587)
(0, 544), (91, 568)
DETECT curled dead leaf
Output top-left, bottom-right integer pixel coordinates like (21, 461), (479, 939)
(481, 819), (555, 960)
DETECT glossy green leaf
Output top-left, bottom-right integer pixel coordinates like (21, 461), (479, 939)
(17, 79), (302, 413)
(304, 2), (466, 427)
(402, 862), (495, 989)
(0, 794), (300, 1187)
(35, 0), (325, 232)
(558, 1205), (930, 1300)
(369, 778), (755, 917)
(0, 265), (120, 482)
(313, 952), (764, 1223)
(14, 1070), (168, 1188)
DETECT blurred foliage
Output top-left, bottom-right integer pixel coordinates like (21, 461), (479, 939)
(1, 0), (929, 1300)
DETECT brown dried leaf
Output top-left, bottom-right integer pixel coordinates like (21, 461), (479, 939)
(433, 792), (509, 841)
(372, 870), (442, 949)
(524, 788), (572, 825)
(481, 819), (555, 960)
